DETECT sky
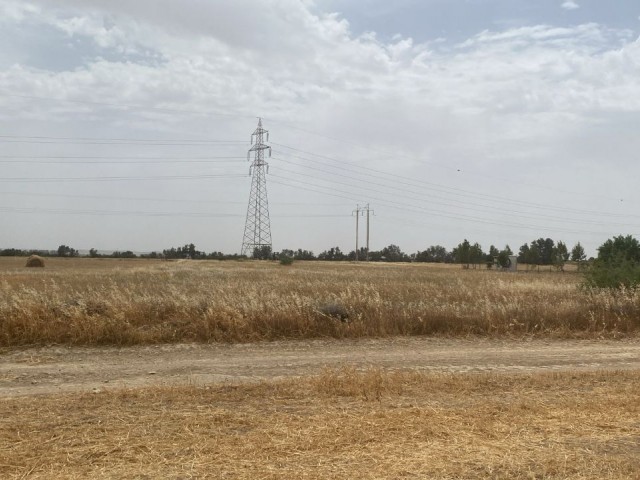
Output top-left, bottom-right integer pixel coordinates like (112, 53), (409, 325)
(1, 0), (639, 256)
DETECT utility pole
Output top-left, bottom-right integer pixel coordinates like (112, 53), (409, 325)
(241, 118), (272, 258)
(364, 203), (374, 261)
(353, 205), (361, 261)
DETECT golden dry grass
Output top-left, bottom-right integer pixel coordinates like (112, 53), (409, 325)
(1, 368), (638, 479)
(0, 257), (639, 346)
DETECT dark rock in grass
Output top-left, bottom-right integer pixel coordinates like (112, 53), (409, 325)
(318, 303), (350, 323)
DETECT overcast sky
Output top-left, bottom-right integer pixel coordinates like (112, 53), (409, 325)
(1, 0), (639, 256)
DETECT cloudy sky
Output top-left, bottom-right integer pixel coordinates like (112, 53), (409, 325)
(1, 0), (639, 256)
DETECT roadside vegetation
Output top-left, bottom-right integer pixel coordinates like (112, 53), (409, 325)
(584, 235), (640, 289)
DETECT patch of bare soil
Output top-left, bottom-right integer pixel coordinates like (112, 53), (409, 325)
(1, 337), (639, 397)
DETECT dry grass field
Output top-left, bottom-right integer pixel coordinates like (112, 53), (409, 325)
(2, 258), (639, 479)
(1, 257), (639, 346)
(1, 368), (639, 479)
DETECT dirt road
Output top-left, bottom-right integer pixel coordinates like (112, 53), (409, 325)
(1, 337), (639, 397)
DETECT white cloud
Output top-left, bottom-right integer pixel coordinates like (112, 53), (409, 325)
(561, 1), (580, 11)
(0, 1), (40, 22)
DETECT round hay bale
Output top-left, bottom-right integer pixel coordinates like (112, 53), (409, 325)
(25, 255), (45, 268)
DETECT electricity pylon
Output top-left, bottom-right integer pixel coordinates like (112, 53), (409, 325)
(241, 118), (272, 257)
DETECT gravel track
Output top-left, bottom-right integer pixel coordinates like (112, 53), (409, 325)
(1, 337), (639, 397)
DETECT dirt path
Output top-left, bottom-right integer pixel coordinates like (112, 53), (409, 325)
(1, 337), (639, 397)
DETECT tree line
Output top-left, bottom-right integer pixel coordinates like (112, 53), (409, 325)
(1, 238), (588, 268)
(4, 235), (639, 289)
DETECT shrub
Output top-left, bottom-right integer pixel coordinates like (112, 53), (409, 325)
(584, 235), (640, 289)
(584, 256), (640, 289)
(279, 255), (294, 266)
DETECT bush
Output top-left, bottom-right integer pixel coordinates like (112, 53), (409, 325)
(279, 255), (294, 266)
(584, 235), (640, 289)
(584, 256), (640, 289)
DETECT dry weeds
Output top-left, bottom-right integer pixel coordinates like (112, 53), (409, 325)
(0, 368), (638, 479)
(0, 257), (639, 346)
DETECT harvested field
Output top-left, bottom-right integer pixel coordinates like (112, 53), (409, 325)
(1, 368), (639, 479)
(1, 257), (639, 346)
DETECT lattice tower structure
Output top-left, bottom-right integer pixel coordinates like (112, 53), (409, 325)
(241, 118), (273, 257)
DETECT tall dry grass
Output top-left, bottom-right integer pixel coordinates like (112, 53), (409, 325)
(1, 368), (639, 479)
(0, 258), (639, 346)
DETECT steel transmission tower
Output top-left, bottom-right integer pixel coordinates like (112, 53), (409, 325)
(241, 118), (273, 257)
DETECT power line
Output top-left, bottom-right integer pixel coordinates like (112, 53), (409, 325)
(269, 178), (362, 204)
(0, 91), (625, 205)
(272, 167), (640, 230)
(271, 143), (631, 218)
(0, 206), (241, 218)
(0, 140), (243, 146)
(0, 155), (241, 159)
(0, 134), (247, 143)
(265, 122), (618, 203)
(0, 173), (248, 183)
(6, 141), (622, 225)
(0, 205), (349, 219)
(373, 216), (620, 241)
(268, 173), (628, 236)
(273, 154), (640, 227)
(0, 158), (245, 164)
(0, 190), (346, 207)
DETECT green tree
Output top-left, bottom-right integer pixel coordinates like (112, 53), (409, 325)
(552, 241), (569, 271)
(453, 239), (471, 268)
(415, 245), (449, 263)
(0, 248), (24, 256)
(57, 245), (78, 257)
(112, 251), (137, 258)
(571, 242), (586, 262)
(485, 245), (499, 269)
(584, 235), (640, 288)
(525, 244), (540, 268)
(494, 246), (513, 269)
(469, 242), (484, 268)
(252, 245), (273, 260)
(531, 238), (555, 265)
(318, 246), (345, 261)
(597, 235), (640, 264)
(380, 244), (407, 262)
(517, 243), (529, 263)
(294, 249), (315, 260)
(163, 244), (205, 259)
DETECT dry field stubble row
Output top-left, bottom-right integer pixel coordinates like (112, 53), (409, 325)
(1, 257), (639, 346)
(1, 368), (639, 479)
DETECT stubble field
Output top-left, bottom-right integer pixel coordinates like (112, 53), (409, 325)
(1, 257), (639, 479)
(2, 369), (639, 479)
